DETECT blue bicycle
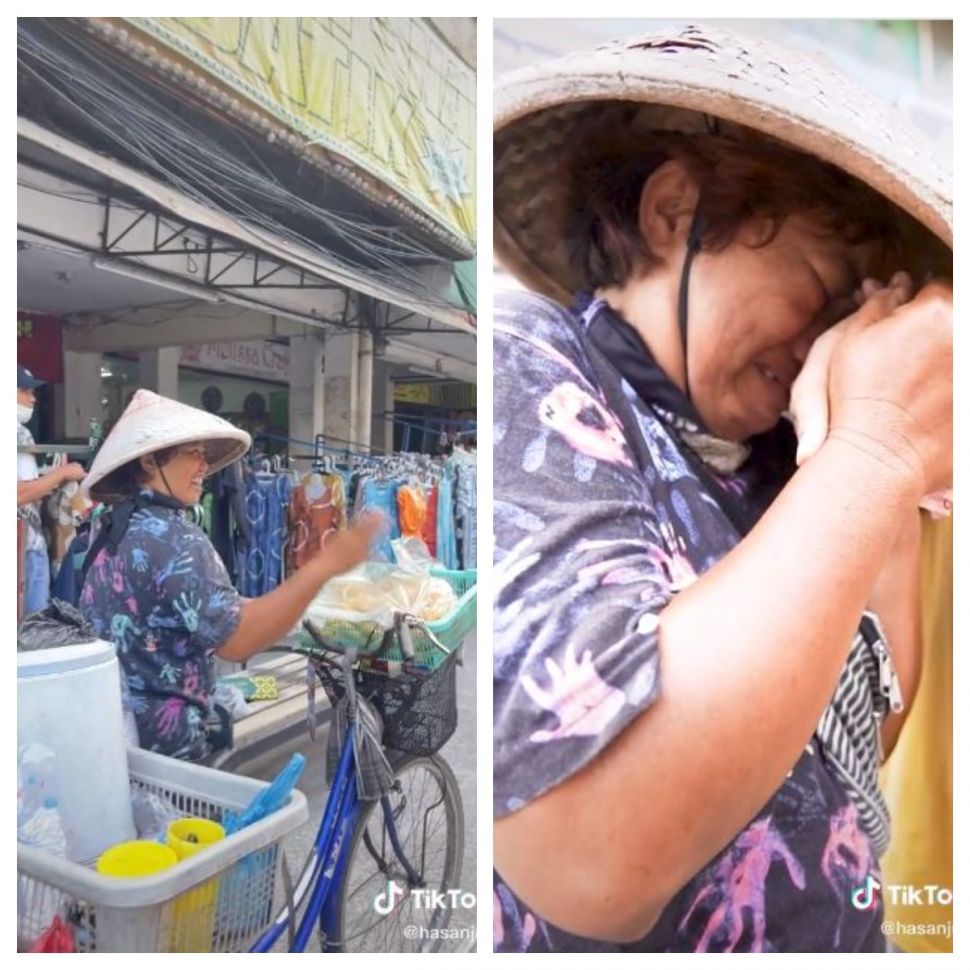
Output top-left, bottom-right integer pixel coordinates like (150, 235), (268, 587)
(250, 613), (465, 953)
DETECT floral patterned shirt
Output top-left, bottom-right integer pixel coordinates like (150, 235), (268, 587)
(80, 490), (243, 761)
(493, 291), (885, 953)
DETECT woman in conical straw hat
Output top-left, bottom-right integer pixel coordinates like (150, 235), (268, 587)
(80, 389), (380, 763)
(492, 23), (951, 953)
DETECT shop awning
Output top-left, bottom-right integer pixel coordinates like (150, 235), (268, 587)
(19, 117), (476, 337)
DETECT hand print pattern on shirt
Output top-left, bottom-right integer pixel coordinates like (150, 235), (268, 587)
(81, 491), (242, 761)
(678, 817), (806, 952)
(521, 640), (627, 743)
(492, 291), (885, 953)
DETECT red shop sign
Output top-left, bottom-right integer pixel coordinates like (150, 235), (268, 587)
(18, 313), (64, 383)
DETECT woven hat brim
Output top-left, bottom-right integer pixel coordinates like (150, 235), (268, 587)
(82, 389), (252, 502)
(86, 435), (250, 503)
(494, 26), (952, 302)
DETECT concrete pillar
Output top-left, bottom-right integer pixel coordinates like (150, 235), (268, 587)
(62, 350), (104, 439)
(138, 346), (180, 398)
(288, 331), (326, 467)
(356, 331), (374, 451)
(384, 373), (395, 453)
(323, 330), (360, 452)
(370, 359), (395, 453)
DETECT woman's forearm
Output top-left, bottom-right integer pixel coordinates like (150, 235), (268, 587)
(218, 517), (380, 663)
(216, 556), (340, 662)
(495, 435), (921, 942)
(17, 471), (63, 507)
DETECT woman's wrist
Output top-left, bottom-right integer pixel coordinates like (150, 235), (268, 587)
(828, 395), (929, 498)
(823, 425), (925, 509)
(303, 550), (338, 588)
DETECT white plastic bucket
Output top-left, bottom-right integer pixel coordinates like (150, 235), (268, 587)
(18, 641), (136, 862)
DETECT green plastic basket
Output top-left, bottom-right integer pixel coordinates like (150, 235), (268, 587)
(297, 568), (476, 670)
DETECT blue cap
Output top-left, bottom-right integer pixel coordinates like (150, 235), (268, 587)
(18, 366), (45, 390)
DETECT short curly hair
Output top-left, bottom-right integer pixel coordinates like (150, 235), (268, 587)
(564, 127), (913, 290)
(106, 446), (179, 499)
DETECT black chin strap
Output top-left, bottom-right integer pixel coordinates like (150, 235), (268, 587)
(158, 465), (177, 500)
(677, 211), (707, 402)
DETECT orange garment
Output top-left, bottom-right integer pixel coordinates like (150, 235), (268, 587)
(397, 485), (428, 539)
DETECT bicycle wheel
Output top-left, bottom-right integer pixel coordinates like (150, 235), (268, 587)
(332, 754), (464, 952)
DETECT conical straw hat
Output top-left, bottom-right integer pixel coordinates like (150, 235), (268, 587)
(83, 389), (252, 501)
(494, 23), (951, 304)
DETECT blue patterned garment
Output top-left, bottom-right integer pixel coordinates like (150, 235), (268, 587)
(236, 473), (292, 597)
(493, 291), (886, 953)
(436, 470), (459, 570)
(80, 490), (243, 761)
(360, 478), (401, 562)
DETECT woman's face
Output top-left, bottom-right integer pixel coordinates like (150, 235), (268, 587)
(686, 214), (867, 441)
(144, 442), (210, 504)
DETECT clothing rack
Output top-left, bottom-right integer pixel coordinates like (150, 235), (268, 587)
(378, 412), (477, 434)
(223, 432), (475, 584)
(389, 414), (477, 430)
(379, 413), (477, 453)
(314, 432), (388, 463)
(252, 431), (391, 460)
(18, 443), (93, 456)
(253, 421), (476, 463)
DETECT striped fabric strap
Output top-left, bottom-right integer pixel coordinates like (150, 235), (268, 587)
(815, 612), (903, 856)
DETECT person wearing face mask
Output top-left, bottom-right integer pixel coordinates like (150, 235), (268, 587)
(17, 365), (86, 615)
(78, 389), (382, 763)
(492, 25), (952, 953)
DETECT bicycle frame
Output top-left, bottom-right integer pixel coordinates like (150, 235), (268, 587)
(249, 728), (358, 952)
(249, 720), (421, 953)
(250, 620), (459, 953)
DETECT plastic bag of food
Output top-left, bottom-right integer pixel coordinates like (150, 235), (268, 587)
(303, 563), (457, 629)
(17, 599), (98, 652)
(391, 535), (436, 572)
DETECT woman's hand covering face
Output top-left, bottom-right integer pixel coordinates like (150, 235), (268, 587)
(791, 274), (952, 498)
(790, 272), (914, 464)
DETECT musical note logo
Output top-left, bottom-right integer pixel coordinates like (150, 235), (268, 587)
(373, 879), (406, 915)
(850, 875), (881, 911)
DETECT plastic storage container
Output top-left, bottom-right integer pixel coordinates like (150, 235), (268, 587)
(17, 748), (308, 952)
(17, 640), (136, 862)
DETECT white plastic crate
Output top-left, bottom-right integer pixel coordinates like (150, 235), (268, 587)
(17, 747), (308, 952)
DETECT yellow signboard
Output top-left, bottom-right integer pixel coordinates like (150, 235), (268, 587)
(126, 18), (475, 246)
(394, 383), (432, 405)
(394, 382), (477, 407)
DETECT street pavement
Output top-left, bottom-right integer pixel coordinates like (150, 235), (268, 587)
(242, 632), (477, 952)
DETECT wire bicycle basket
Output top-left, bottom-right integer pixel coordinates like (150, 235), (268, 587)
(314, 646), (460, 758)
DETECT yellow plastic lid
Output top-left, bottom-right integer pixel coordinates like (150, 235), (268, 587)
(96, 840), (178, 878)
